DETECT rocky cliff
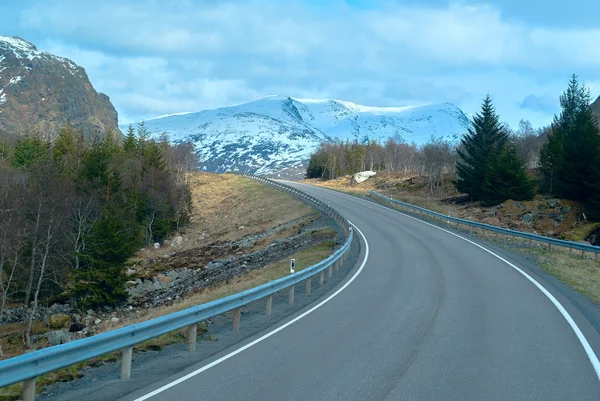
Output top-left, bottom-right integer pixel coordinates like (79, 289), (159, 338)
(0, 36), (119, 136)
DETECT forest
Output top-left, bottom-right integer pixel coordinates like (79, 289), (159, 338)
(307, 75), (600, 214)
(0, 124), (195, 347)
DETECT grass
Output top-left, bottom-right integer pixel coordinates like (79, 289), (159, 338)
(0, 239), (337, 399)
(510, 246), (600, 304)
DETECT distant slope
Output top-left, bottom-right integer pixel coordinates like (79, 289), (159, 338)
(592, 96), (600, 122)
(122, 95), (471, 176)
(0, 36), (119, 136)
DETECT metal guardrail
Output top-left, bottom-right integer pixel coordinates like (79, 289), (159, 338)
(370, 190), (599, 260)
(0, 175), (353, 400)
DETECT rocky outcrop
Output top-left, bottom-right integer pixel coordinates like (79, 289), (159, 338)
(0, 36), (120, 136)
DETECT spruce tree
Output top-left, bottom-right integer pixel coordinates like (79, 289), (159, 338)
(455, 95), (508, 200)
(123, 125), (138, 154)
(481, 144), (535, 206)
(539, 126), (563, 194)
(540, 75), (600, 200)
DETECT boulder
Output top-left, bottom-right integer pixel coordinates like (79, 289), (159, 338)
(69, 323), (86, 333)
(48, 313), (71, 329)
(351, 171), (377, 185)
(171, 236), (183, 248)
(110, 317), (119, 323)
(521, 213), (534, 226)
(157, 274), (173, 283)
(547, 199), (562, 208)
(94, 318), (102, 325)
(48, 330), (70, 346)
(153, 242), (161, 249)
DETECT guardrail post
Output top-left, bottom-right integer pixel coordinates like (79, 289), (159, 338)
(548, 243), (552, 251)
(595, 252), (599, 262)
(288, 286), (295, 304)
(265, 295), (272, 315)
(529, 238), (533, 248)
(187, 324), (197, 352)
(328, 263), (333, 277)
(232, 308), (241, 330)
(306, 277), (312, 294)
(23, 378), (36, 401)
(334, 259), (340, 272)
(581, 249), (585, 259)
(121, 346), (133, 380)
(319, 270), (325, 285)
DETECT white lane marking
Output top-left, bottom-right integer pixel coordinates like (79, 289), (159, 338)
(134, 223), (370, 400)
(318, 186), (600, 382)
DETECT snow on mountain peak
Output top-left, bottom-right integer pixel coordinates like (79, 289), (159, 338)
(121, 96), (471, 177)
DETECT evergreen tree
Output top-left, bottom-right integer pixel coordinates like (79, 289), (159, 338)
(481, 144), (535, 205)
(538, 126), (563, 194)
(123, 125), (138, 154)
(539, 75), (600, 200)
(11, 135), (49, 169)
(74, 206), (138, 308)
(306, 145), (329, 178)
(455, 95), (508, 200)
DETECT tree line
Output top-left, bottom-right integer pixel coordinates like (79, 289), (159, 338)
(0, 123), (196, 347)
(306, 74), (599, 212)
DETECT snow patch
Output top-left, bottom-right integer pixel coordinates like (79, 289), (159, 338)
(0, 93), (6, 105)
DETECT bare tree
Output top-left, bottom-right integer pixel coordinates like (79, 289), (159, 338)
(422, 138), (455, 195)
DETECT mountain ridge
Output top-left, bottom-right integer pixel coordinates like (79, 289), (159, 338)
(122, 95), (471, 177)
(0, 36), (120, 136)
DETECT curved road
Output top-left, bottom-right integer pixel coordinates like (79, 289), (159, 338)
(124, 182), (600, 400)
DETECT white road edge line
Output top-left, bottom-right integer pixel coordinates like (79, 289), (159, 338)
(134, 222), (369, 401)
(348, 189), (600, 382)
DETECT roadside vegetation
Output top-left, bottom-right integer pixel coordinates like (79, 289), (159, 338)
(306, 74), (600, 303)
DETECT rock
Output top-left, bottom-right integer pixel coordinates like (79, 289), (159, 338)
(154, 242), (161, 249)
(351, 171), (377, 185)
(69, 323), (86, 333)
(48, 314), (71, 329)
(86, 309), (94, 316)
(94, 318), (102, 325)
(556, 214), (567, 223)
(0, 37), (120, 138)
(126, 268), (136, 276)
(521, 213), (534, 226)
(48, 330), (70, 346)
(561, 205), (572, 214)
(126, 280), (137, 287)
(547, 199), (561, 208)
(238, 226), (245, 230)
(514, 201), (526, 210)
(157, 274), (173, 283)
(171, 236), (183, 248)
(110, 317), (119, 323)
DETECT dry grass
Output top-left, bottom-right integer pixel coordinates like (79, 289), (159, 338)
(132, 172), (313, 264)
(511, 246), (600, 304)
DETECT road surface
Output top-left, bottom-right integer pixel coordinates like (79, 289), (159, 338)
(123, 182), (600, 401)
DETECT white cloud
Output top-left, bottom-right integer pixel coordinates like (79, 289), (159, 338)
(15, 0), (600, 127)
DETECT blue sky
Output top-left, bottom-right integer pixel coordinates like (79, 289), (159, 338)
(2, 0), (600, 128)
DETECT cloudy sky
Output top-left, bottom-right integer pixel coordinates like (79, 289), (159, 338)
(2, 0), (600, 128)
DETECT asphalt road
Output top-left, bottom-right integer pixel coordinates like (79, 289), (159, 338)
(123, 182), (600, 401)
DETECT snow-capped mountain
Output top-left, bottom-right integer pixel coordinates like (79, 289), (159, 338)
(121, 95), (471, 176)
